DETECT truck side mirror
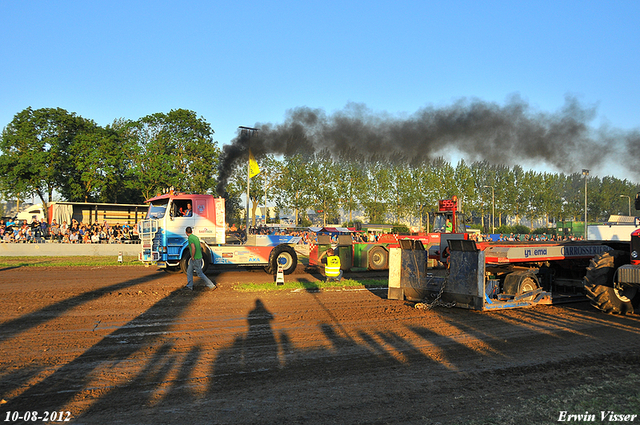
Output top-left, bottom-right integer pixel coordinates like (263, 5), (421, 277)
(635, 192), (640, 212)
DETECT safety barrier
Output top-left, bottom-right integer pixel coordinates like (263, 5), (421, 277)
(0, 241), (141, 257)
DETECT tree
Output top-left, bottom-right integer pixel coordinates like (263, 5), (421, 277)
(65, 129), (108, 202)
(219, 162), (246, 226)
(130, 109), (218, 200)
(388, 164), (414, 225)
(431, 158), (456, 201)
(470, 161), (492, 230)
(64, 122), (141, 203)
(257, 155), (284, 224)
(410, 163), (434, 232)
(101, 119), (145, 204)
(308, 151), (340, 226)
(560, 173), (586, 221)
(273, 154), (315, 226)
(539, 173), (564, 225)
(241, 154), (281, 227)
(494, 164), (515, 228)
(511, 165), (529, 223)
(453, 159), (476, 215)
(360, 160), (392, 223)
(335, 158), (366, 224)
(0, 107), (94, 220)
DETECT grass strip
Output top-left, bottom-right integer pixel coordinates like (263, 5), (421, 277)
(234, 278), (388, 292)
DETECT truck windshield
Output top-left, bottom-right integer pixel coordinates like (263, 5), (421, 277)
(433, 214), (448, 233)
(433, 213), (465, 233)
(147, 200), (168, 219)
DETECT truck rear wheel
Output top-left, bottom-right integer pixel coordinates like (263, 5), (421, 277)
(584, 250), (638, 314)
(367, 246), (388, 271)
(266, 245), (297, 275)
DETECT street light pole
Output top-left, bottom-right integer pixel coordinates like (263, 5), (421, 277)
(483, 185), (495, 234)
(620, 195), (631, 216)
(582, 169), (589, 240)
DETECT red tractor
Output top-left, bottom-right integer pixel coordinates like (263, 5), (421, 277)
(584, 193), (640, 314)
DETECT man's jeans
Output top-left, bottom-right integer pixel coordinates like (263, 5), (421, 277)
(186, 258), (216, 289)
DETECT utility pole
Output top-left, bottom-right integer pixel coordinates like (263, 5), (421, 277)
(620, 194), (631, 216)
(582, 169), (589, 240)
(483, 185), (495, 234)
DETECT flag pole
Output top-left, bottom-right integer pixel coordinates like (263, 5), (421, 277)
(239, 126), (259, 239)
(246, 151), (250, 235)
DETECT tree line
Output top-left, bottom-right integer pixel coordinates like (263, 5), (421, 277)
(1, 107), (638, 230)
(240, 153), (640, 230)
(0, 107), (219, 207)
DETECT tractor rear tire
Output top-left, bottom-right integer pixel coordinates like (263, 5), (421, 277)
(368, 246), (389, 271)
(584, 250), (638, 314)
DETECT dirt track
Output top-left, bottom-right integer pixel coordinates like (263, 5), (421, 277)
(1, 265), (640, 424)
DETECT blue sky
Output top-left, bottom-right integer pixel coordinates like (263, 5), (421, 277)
(1, 1), (639, 180)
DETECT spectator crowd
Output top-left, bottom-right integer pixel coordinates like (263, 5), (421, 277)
(243, 224), (381, 244)
(249, 226), (317, 244)
(2, 217), (585, 246)
(0, 218), (139, 244)
(472, 232), (584, 242)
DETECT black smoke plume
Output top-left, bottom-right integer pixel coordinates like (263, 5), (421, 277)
(216, 129), (251, 196)
(216, 94), (637, 195)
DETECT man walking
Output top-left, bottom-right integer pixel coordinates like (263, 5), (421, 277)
(184, 227), (217, 291)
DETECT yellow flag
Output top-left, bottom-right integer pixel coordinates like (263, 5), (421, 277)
(249, 150), (261, 178)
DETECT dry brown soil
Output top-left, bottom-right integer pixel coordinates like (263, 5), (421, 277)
(1, 265), (639, 424)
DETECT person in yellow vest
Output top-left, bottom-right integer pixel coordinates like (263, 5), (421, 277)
(321, 248), (343, 281)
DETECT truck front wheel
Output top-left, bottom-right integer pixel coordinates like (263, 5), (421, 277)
(200, 244), (211, 273)
(179, 252), (190, 274)
(178, 243), (210, 274)
(584, 250), (638, 314)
